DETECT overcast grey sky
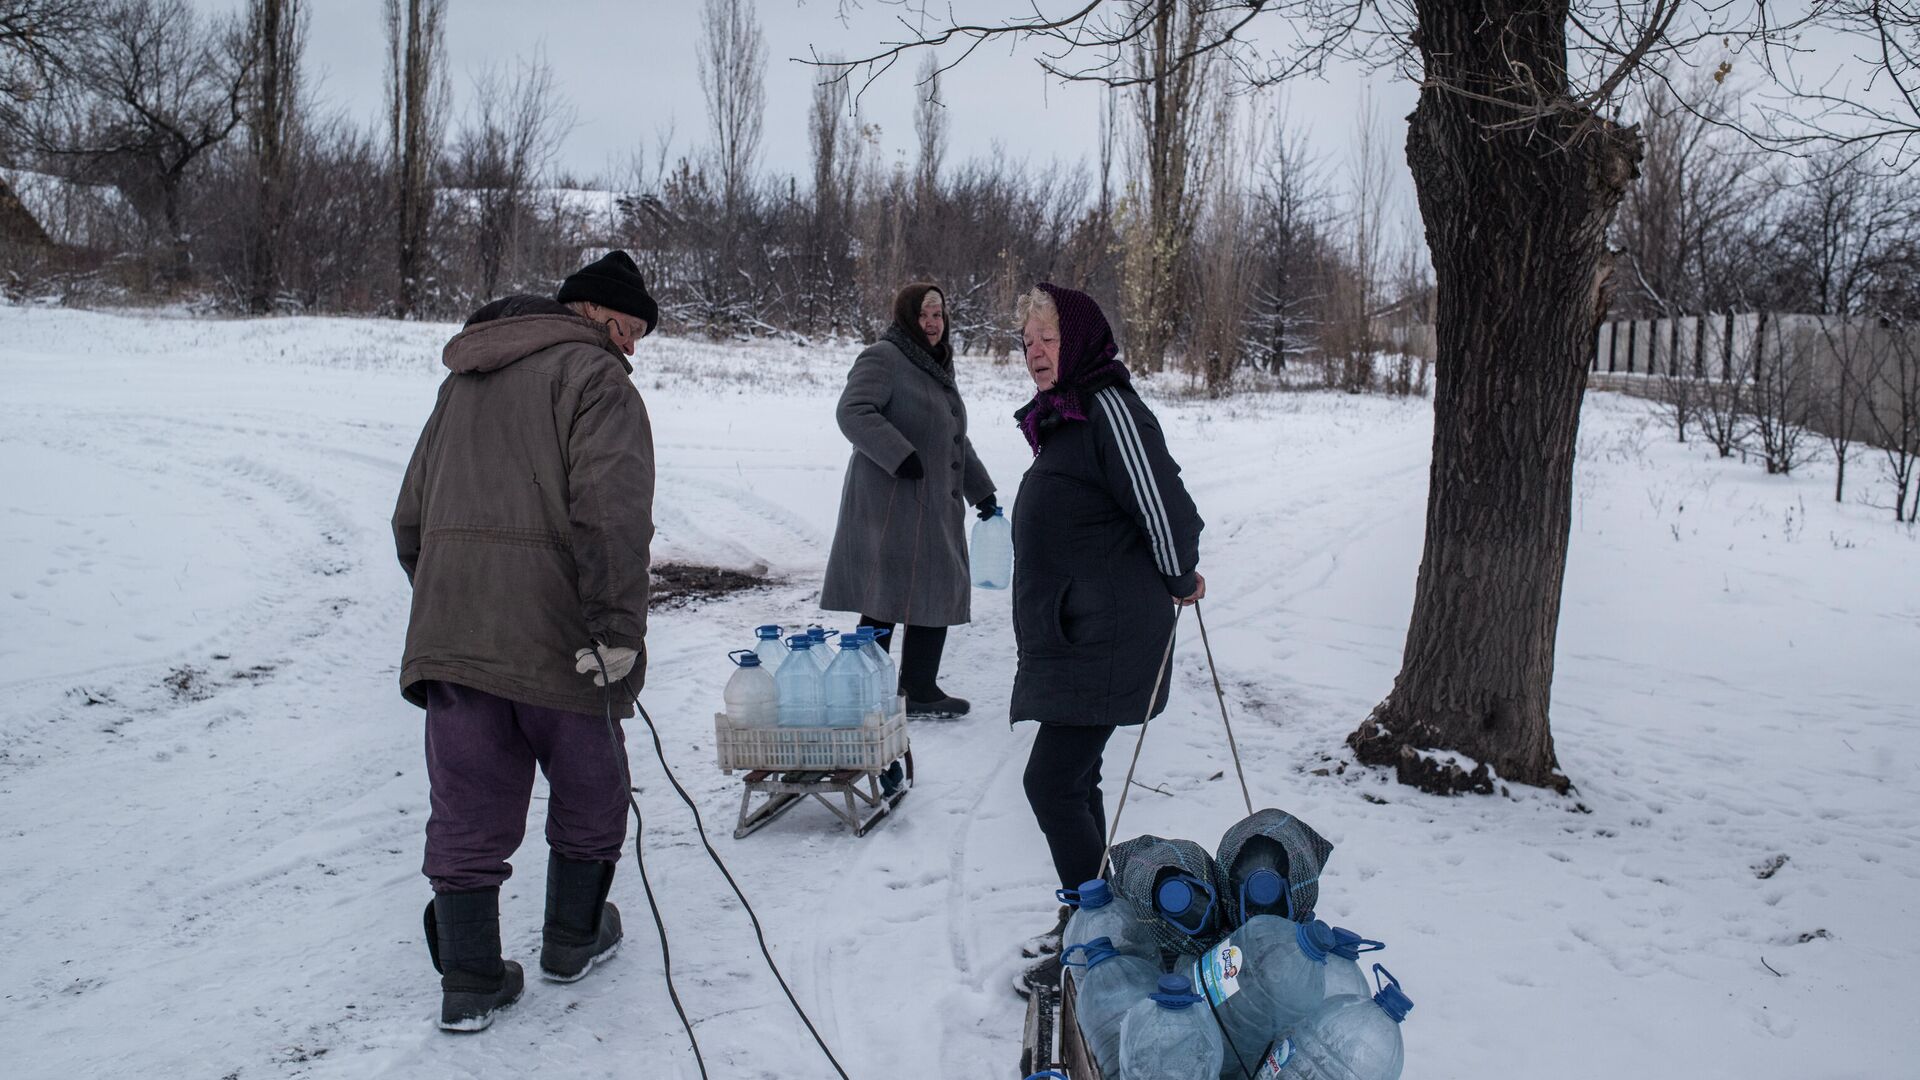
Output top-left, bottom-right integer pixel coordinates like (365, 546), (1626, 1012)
(208, 1), (1418, 196)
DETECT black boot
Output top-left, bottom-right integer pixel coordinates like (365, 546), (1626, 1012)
(424, 888), (524, 1032)
(899, 625), (969, 718)
(540, 854), (622, 983)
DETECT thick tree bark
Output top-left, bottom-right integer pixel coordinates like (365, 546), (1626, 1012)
(1349, 2), (1642, 794)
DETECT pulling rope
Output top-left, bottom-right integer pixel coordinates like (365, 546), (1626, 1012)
(1095, 599), (1256, 879)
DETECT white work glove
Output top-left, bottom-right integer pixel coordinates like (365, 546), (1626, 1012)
(573, 643), (639, 686)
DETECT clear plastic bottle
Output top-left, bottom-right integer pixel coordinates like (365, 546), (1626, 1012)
(806, 626), (836, 671)
(1258, 965), (1412, 1080)
(1059, 879), (1158, 985)
(752, 624), (785, 669)
(857, 627), (897, 716)
(775, 635), (825, 728)
(1063, 937), (1160, 1078)
(823, 636), (874, 728)
(1323, 928), (1385, 1003)
(1225, 834), (1295, 926)
(1190, 916), (1335, 1077)
(1118, 974), (1225, 1080)
(970, 505), (1012, 589)
(723, 649), (778, 728)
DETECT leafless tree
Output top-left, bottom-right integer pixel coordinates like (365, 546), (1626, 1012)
(8, 0), (254, 284)
(1187, 97), (1257, 395)
(1748, 317), (1818, 475)
(1865, 321), (1920, 520)
(1247, 101), (1332, 374)
(385, 0), (447, 318)
(0, 0), (95, 106)
(1815, 315), (1880, 501)
(245, 0), (303, 313)
(1333, 91), (1393, 393)
(1116, 0), (1222, 374)
(697, 0), (764, 217)
(451, 52), (571, 302)
(912, 50), (944, 202)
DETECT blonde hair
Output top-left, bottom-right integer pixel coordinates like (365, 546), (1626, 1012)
(1015, 286), (1058, 332)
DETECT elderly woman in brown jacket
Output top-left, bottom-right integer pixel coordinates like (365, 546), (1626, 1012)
(820, 283), (996, 717)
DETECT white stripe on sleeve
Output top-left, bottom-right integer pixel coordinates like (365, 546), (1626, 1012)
(1096, 387), (1179, 576)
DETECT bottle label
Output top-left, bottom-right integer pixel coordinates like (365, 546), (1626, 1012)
(1254, 1038), (1293, 1079)
(1195, 939), (1243, 1006)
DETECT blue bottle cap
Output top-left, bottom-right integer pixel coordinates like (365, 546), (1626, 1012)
(1244, 868), (1285, 909)
(993, 506), (1005, 517)
(787, 635), (812, 649)
(730, 649), (760, 667)
(1150, 974), (1201, 1010)
(1372, 965), (1413, 1022)
(839, 636), (864, 649)
(755, 624), (782, 640)
(1157, 878), (1195, 914)
(1057, 878), (1111, 908)
(1296, 919), (1336, 963)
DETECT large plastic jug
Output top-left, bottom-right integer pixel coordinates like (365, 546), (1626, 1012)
(1063, 938), (1159, 1078)
(775, 635), (825, 727)
(1119, 974), (1225, 1080)
(971, 506), (1012, 589)
(1058, 879), (1157, 984)
(1215, 809), (1335, 928)
(723, 650), (777, 728)
(857, 627), (897, 713)
(806, 626), (836, 671)
(1225, 834), (1294, 925)
(1155, 873), (1222, 941)
(1258, 966), (1412, 1080)
(1191, 916), (1334, 1078)
(824, 637), (875, 728)
(753, 624), (785, 669)
(1108, 834), (1221, 958)
(1323, 928), (1385, 1003)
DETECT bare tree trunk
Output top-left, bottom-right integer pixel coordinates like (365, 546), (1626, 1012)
(1350, 1), (1642, 794)
(386, 0), (445, 319)
(248, 0), (302, 314)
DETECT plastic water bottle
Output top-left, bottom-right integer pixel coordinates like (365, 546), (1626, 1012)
(1324, 928), (1385, 1002)
(858, 628), (897, 715)
(1154, 873), (1221, 941)
(723, 650), (778, 728)
(1258, 966), (1412, 1080)
(775, 635), (825, 727)
(1118, 974), (1224, 1080)
(1191, 917), (1335, 1075)
(806, 626), (836, 671)
(824, 636), (874, 728)
(1226, 834), (1295, 925)
(753, 624), (785, 669)
(1059, 879), (1157, 984)
(1063, 938), (1160, 1078)
(971, 506), (1012, 589)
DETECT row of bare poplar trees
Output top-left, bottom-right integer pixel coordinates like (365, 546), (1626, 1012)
(0, 0), (1430, 396)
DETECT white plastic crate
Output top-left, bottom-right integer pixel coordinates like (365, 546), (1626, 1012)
(715, 702), (910, 774)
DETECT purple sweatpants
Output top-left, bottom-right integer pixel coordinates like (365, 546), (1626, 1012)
(422, 680), (630, 892)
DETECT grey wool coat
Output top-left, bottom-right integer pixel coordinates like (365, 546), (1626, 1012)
(820, 327), (996, 626)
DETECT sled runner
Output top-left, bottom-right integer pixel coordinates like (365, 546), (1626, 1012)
(1020, 976), (1102, 1080)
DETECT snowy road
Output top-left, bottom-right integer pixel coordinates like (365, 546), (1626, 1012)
(1, 306), (1915, 1079)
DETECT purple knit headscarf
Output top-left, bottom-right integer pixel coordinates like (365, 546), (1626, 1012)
(1017, 282), (1130, 453)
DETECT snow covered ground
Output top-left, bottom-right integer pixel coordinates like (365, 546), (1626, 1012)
(1, 304), (1914, 1080)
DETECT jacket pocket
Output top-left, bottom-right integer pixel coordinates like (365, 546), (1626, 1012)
(1060, 576), (1116, 647)
(1013, 570), (1072, 654)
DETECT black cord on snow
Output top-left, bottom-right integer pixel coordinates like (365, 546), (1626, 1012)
(594, 648), (710, 1079)
(594, 647), (854, 1080)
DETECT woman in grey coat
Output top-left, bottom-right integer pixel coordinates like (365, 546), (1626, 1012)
(820, 283), (996, 717)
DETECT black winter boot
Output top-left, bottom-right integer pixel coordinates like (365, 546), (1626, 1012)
(424, 888), (524, 1032)
(540, 854), (622, 983)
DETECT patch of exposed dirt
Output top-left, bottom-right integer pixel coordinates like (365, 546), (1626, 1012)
(649, 562), (776, 611)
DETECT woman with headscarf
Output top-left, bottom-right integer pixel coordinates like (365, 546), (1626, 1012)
(821, 283), (997, 718)
(1008, 283), (1205, 997)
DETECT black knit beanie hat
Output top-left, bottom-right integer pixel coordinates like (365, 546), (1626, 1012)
(556, 250), (658, 336)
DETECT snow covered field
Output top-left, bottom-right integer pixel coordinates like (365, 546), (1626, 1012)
(1, 304), (1914, 1080)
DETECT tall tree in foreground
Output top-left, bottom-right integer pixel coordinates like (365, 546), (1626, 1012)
(818, 0), (1910, 794)
(385, 0), (446, 319)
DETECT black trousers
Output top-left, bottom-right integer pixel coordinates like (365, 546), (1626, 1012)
(856, 616), (948, 700)
(1023, 723), (1118, 892)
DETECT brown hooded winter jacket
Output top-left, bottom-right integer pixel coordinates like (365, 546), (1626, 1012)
(393, 302), (655, 719)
